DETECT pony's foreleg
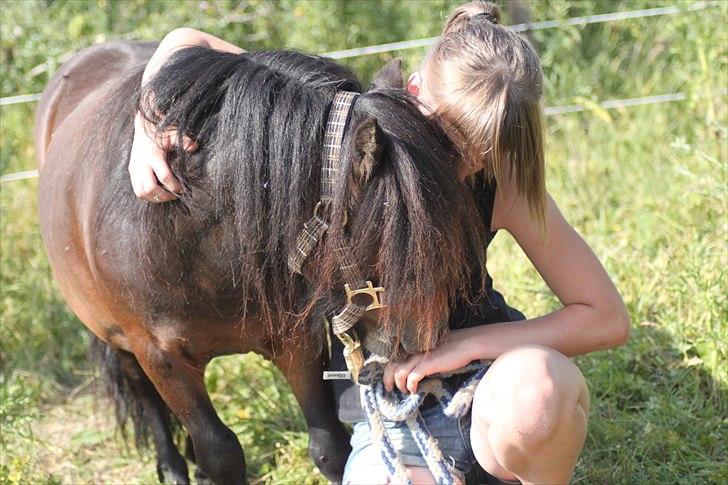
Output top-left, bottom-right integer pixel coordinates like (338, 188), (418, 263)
(116, 351), (190, 484)
(274, 341), (351, 482)
(182, 434), (216, 484)
(128, 337), (246, 485)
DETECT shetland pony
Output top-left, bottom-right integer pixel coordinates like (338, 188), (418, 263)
(35, 42), (484, 483)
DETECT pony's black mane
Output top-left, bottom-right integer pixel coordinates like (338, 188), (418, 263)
(93, 47), (484, 346)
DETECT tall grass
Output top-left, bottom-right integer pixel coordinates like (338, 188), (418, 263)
(1, 1), (726, 483)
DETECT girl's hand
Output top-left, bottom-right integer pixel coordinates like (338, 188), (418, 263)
(129, 114), (197, 203)
(383, 330), (477, 394)
(130, 27), (242, 203)
(129, 116), (188, 202)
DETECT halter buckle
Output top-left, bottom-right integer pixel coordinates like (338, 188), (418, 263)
(338, 331), (365, 383)
(345, 281), (387, 311)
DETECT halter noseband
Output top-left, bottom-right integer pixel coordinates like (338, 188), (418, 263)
(287, 91), (386, 383)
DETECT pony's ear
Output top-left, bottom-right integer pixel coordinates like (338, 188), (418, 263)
(369, 58), (403, 90)
(351, 116), (383, 186)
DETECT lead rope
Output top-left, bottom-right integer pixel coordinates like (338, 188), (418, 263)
(359, 356), (490, 485)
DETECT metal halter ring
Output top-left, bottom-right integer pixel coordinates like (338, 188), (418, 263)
(313, 201), (348, 226)
(344, 281), (387, 311)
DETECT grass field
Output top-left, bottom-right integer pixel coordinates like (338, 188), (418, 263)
(1, 1), (726, 484)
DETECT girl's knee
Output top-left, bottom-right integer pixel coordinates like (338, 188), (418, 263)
(490, 346), (587, 401)
(474, 346), (589, 443)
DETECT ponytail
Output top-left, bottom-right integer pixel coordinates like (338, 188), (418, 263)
(425, 1), (546, 227)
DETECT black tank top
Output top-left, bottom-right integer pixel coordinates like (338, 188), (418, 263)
(330, 174), (526, 422)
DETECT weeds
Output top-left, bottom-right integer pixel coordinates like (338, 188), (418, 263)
(1, 1), (726, 483)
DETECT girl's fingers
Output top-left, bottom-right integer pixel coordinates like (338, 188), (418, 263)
(136, 164), (176, 203)
(130, 118), (196, 202)
(150, 187), (178, 203)
(383, 363), (396, 392)
(133, 164), (158, 200)
(406, 362), (430, 394)
(131, 181), (144, 200)
(393, 366), (409, 393)
(159, 129), (199, 153)
(393, 354), (424, 394)
(130, 126), (197, 201)
(182, 134), (199, 152)
(150, 157), (183, 195)
(130, 166), (144, 199)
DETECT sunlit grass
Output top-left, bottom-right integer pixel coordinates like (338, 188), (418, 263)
(1, 1), (726, 484)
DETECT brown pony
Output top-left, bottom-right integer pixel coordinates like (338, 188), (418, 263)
(35, 41), (484, 484)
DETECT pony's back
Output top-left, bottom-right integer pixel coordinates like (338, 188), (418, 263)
(38, 44), (369, 333)
(34, 41), (158, 168)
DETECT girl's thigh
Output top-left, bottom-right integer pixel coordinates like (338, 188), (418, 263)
(343, 440), (442, 484)
(344, 446), (438, 485)
(342, 412), (469, 485)
(342, 442), (391, 484)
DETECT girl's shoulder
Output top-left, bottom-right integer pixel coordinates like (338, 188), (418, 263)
(490, 168), (532, 233)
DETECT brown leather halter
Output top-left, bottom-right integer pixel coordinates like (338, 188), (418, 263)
(287, 91), (386, 383)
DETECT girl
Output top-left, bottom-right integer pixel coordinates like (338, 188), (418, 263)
(129, 2), (629, 484)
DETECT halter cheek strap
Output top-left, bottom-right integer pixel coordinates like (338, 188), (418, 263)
(287, 91), (358, 274)
(286, 91), (386, 383)
(321, 91), (359, 203)
(288, 91), (356, 275)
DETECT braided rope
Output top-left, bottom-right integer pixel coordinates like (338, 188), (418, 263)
(362, 385), (411, 483)
(359, 356), (490, 485)
(406, 410), (452, 484)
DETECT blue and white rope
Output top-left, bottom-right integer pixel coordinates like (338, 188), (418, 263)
(359, 357), (490, 485)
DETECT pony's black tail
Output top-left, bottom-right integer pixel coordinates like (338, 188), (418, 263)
(88, 334), (182, 450)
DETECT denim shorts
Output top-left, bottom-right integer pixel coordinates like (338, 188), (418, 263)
(342, 403), (476, 484)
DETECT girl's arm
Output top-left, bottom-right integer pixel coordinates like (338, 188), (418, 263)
(385, 177), (630, 393)
(129, 28), (244, 202)
(142, 28), (243, 85)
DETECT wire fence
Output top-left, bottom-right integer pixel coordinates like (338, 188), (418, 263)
(1, 2), (720, 106)
(0, 93), (43, 106)
(1, 1), (724, 182)
(1, 170), (40, 182)
(322, 1), (717, 59)
(5, 88), (725, 183)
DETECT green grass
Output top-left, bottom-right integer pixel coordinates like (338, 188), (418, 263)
(1, 1), (726, 484)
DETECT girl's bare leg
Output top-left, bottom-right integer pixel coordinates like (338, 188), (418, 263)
(348, 465), (457, 485)
(470, 345), (590, 484)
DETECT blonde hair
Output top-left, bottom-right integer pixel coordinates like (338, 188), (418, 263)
(425, 1), (546, 225)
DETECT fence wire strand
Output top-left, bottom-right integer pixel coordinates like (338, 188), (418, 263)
(5, 89), (725, 183)
(323, 1), (717, 59)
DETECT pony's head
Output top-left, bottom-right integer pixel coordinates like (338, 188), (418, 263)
(302, 61), (486, 358)
(141, 50), (485, 359)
